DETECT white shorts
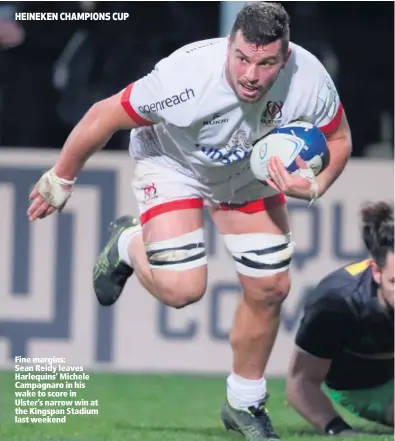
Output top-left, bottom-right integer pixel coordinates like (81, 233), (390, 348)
(131, 157), (286, 225)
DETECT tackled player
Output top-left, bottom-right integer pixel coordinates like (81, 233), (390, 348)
(287, 201), (394, 435)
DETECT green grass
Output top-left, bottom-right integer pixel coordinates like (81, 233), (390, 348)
(0, 372), (392, 441)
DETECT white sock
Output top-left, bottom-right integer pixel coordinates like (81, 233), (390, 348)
(227, 372), (267, 409)
(117, 226), (142, 267)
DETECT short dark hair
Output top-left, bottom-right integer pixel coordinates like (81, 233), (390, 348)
(230, 2), (290, 51)
(361, 201), (394, 268)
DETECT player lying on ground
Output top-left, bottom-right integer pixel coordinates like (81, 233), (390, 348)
(287, 201), (394, 436)
(27, 3), (352, 440)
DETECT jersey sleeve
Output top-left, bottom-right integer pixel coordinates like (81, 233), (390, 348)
(295, 275), (354, 359)
(307, 64), (344, 135)
(120, 57), (197, 127)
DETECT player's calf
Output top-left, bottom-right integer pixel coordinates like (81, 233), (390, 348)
(229, 272), (291, 380)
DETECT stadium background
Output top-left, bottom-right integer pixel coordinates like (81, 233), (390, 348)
(0, 2), (394, 440)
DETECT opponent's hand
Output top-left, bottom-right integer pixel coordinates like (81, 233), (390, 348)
(27, 168), (76, 221)
(265, 156), (318, 202)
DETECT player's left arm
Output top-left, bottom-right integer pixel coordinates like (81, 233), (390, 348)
(313, 73), (352, 197)
(316, 104), (352, 198)
(265, 70), (351, 202)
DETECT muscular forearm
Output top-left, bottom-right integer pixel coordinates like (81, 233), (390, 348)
(317, 134), (351, 197)
(287, 378), (340, 432)
(54, 103), (114, 180)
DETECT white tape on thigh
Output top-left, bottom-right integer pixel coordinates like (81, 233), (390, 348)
(145, 228), (207, 271)
(223, 232), (294, 277)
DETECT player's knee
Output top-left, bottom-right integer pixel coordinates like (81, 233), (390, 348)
(144, 228), (208, 308)
(224, 231), (293, 307)
(159, 277), (207, 309)
(244, 271), (291, 306)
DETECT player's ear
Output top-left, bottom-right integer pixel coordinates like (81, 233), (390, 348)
(371, 260), (382, 285)
(227, 34), (232, 51)
(282, 48), (292, 68)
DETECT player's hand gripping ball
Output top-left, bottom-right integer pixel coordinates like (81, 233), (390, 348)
(250, 121), (330, 182)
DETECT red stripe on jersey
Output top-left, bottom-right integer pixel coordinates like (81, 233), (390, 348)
(121, 83), (153, 126)
(140, 198), (204, 225)
(219, 193), (286, 213)
(319, 102), (343, 135)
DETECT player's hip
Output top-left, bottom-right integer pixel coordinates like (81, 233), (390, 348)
(128, 126), (266, 188)
(130, 157), (281, 212)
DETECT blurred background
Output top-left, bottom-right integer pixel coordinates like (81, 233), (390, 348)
(0, 1), (393, 156)
(0, 2), (393, 374)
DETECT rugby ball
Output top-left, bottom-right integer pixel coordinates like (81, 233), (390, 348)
(250, 121), (330, 181)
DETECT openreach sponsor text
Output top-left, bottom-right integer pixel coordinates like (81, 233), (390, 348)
(15, 12), (130, 21)
(138, 88), (195, 114)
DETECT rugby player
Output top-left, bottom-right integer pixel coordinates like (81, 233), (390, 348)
(287, 201), (394, 435)
(27, 3), (352, 439)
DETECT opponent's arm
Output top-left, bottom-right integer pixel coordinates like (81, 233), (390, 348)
(287, 278), (360, 435)
(287, 347), (353, 434)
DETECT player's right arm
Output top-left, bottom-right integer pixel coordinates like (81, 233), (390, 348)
(27, 89), (144, 221)
(286, 280), (357, 435)
(27, 51), (198, 221)
(55, 89), (144, 180)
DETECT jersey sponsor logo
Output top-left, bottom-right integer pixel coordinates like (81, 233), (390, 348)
(138, 88), (195, 114)
(199, 145), (249, 164)
(203, 113), (228, 126)
(197, 129), (253, 164)
(261, 101), (283, 124)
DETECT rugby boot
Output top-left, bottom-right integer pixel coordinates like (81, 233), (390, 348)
(93, 215), (140, 306)
(221, 395), (280, 441)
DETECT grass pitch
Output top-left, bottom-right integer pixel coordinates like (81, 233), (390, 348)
(1, 372), (392, 441)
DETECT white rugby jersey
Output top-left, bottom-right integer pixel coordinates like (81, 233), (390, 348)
(121, 38), (343, 184)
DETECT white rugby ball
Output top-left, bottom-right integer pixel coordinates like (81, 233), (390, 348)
(250, 121), (330, 181)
